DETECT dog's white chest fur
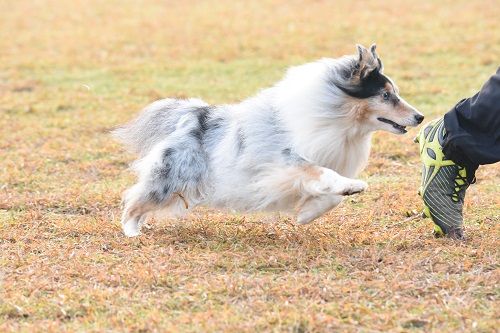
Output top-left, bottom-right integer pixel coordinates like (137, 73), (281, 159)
(294, 128), (372, 178)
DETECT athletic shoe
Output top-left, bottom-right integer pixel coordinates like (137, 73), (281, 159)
(415, 117), (470, 239)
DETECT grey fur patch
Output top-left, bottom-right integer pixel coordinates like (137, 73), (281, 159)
(122, 103), (214, 205)
(189, 107), (211, 141)
(236, 128), (246, 155)
(203, 116), (226, 152)
(281, 147), (307, 166)
(146, 137), (208, 204)
(112, 99), (209, 157)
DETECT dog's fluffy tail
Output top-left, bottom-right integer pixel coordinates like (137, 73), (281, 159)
(112, 98), (209, 156)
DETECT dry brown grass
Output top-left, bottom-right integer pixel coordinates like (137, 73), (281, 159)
(1, 0), (499, 332)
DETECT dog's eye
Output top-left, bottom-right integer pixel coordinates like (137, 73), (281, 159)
(383, 91), (390, 100)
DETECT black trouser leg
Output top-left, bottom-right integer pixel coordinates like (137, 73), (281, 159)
(443, 67), (500, 181)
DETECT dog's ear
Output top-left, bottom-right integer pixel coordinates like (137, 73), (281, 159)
(356, 44), (369, 63)
(369, 43), (384, 73)
(355, 43), (381, 79)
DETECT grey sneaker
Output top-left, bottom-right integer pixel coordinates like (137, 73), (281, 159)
(415, 117), (471, 239)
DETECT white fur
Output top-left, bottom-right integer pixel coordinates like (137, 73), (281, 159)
(115, 46), (422, 236)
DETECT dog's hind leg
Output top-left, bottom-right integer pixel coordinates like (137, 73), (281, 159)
(120, 123), (208, 237)
(121, 203), (149, 237)
(120, 182), (193, 237)
(120, 183), (157, 237)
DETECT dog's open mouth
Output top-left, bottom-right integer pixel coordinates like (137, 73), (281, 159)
(377, 117), (407, 133)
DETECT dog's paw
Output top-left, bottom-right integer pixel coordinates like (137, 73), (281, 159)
(122, 220), (141, 237)
(307, 169), (344, 194)
(307, 179), (333, 194)
(341, 180), (368, 196)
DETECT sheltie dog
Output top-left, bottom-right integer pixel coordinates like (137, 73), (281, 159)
(113, 44), (423, 237)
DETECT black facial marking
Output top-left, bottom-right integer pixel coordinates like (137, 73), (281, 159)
(390, 94), (400, 106)
(336, 68), (391, 99)
(282, 148), (291, 156)
(382, 90), (400, 106)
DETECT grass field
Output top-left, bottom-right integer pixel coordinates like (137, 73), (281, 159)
(1, 0), (499, 332)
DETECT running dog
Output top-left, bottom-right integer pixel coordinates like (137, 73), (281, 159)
(113, 44), (424, 236)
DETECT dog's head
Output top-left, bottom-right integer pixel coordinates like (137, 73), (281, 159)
(335, 44), (424, 134)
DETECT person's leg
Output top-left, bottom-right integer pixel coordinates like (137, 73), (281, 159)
(443, 67), (500, 172)
(416, 68), (500, 239)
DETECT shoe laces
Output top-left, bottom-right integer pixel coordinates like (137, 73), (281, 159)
(452, 166), (469, 202)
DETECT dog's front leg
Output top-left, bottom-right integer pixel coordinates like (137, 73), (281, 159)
(297, 167), (367, 224)
(296, 194), (343, 225)
(250, 164), (366, 222)
(303, 167), (367, 197)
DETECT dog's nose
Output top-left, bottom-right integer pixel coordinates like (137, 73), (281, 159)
(414, 114), (424, 124)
